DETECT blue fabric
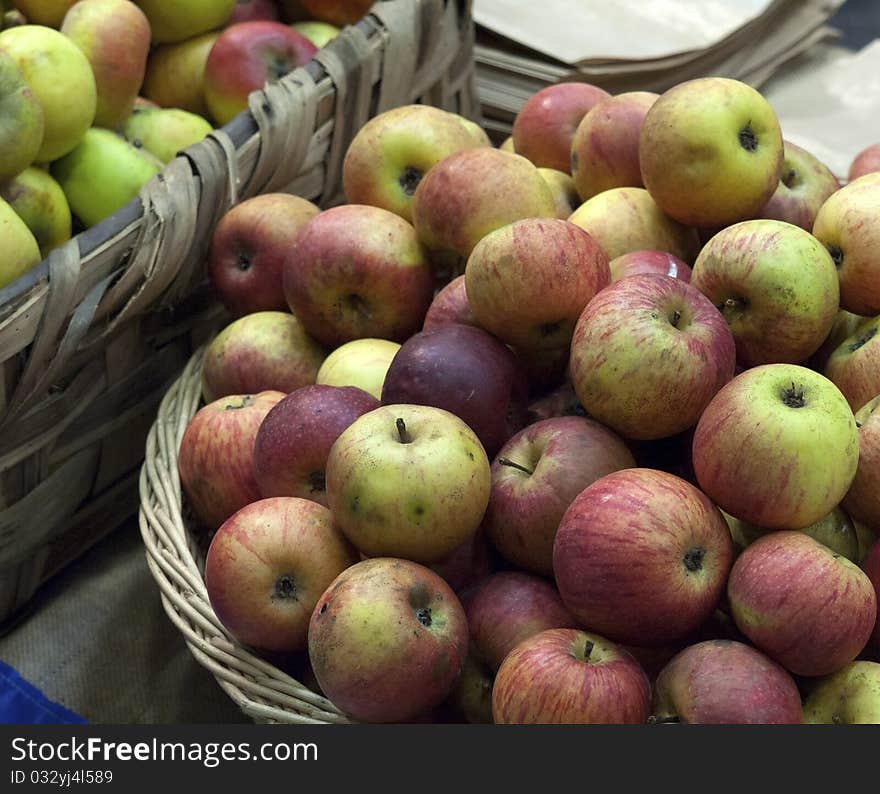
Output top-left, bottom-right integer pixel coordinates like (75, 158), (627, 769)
(0, 659), (86, 724)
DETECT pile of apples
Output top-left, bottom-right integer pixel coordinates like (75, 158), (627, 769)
(177, 74), (880, 724)
(0, 0), (369, 291)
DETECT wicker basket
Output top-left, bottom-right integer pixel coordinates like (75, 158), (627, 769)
(0, 0), (479, 625)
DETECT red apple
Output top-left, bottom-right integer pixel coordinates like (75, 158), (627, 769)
(178, 390), (285, 530)
(863, 541), (880, 655)
(824, 315), (880, 412)
(842, 395), (880, 529)
(203, 21), (317, 125)
(727, 531), (876, 677)
(464, 571), (578, 672)
(308, 557), (468, 723)
(208, 193), (319, 317)
(525, 380), (583, 424)
(651, 639), (803, 724)
(514, 345), (570, 397)
(848, 143), (880, 182)
(252, 384), (379, 505)
(428, 530), (494, 596)
(421, 275), (476, 331)
(227, 0), (281, 24)
(569, 273), (736, 440)
(492, 628), (651, 724)
(483, 416), (636, 576)
(200, 311), (326, 402)
(380, 323), (529, 459)
(553, 468), (734, 646)
(609, 249), (692, 283)
(283, 204), (435, 347)
(205, 497), (358, 653)
(298, 0), (372, 26)
(512, 82), (611, 173)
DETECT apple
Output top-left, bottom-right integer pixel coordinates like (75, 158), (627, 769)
(455, 116), (492, 149)
(205, 497), (358, 653)
(464, 217), (610, 352)
(325, 404), (491, 563)
(51, 128), (161, 227)
(142, 32), (219, 117)
(137, 0), (236, 44)
(848, 143), (880, 182)
(492, 629), (651, 724)
(208, 193), (319, 317)
(0, 196), (40, 290)
(380, 323), (529, 459)
(537, 168), (580, 218)
(570, 90), (658, 201)
(0, 167), (71, 259)
(61, 0), (151, 130)
(228, 0), (280, 24)
(465, 571), (578, 672)
(864, 541), (880, 655)
(692, 364), (859, 530)
(342, 104), (486, 224)
(308, 557), (468, 723)
(422, 275), (476, 331)
(298, 0), (372, 26)
(803, 662), (880, 723)
(609, 249), (692, 283)
(857, 520), (878, 565)
(0, 49), (42, 182)
(122, 106), (213, 164)
(203, 20), (317, 125)
(727, 531), (876, 677)
(0, 24), (96, 162)
(568, 187), (701, 264)
(447, 650), (494, 724)
(499, 136), (515, 153)
(810, 309), (870, 372)
(842, 396), (880, 530)
(283, 204), (435, 347)
(482, 416), (636, 576)
(411, 148), (557, 276)
(554, 468), (734, 646)
(757, 140), (839, 231)
(724, 506), (860, 562)
(200, 311), (326, 403)
(315, 338), (399, 400)
(514, 344), (570, 397)
(291, 21), (340, 48)
(691, 219), (840, 367)
(639, 77), (783, 228)
(569, 273), (735, 440)
(651, 639), (802, 724)
(511, 82), (611, 173)
(252, 383), (378, 505)
(178, 390), (285, 530)
(812, 172), (880, 316)
(427, 529), (493, 596)
(12, 0), (77, 26)
(824, 315), (880, 412)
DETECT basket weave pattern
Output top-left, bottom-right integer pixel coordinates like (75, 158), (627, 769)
(0, 0), (477, 624)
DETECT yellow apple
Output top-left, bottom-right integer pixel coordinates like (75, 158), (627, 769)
(0, 167), (71, 258)
(142, 31), (218, 117)
(291, 20), (339, 48)
(0, 48), (43, 180)
(12, 0), (77, 27)
(0, 195), (41, 289)
(136, 0), (236, 44)
(316, 338), (400, 399)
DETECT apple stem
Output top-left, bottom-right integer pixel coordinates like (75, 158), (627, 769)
(274, 575), (296, 600)
(582, 639), (594, 662)
(498, 457), (533, 476)
(849, 326), (877, 352)
(683, 547), (705, 572)
(782, 382), (806, 409)
(224, 395), (255, 410)
(669, 310), (682, 328)
(396, 417), (411, 444)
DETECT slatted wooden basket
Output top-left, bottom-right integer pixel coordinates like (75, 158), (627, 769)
(0, 0), (479, 626)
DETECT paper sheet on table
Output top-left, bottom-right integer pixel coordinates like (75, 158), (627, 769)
(764, 40), (880, 180)
(472, 0), (774, 64)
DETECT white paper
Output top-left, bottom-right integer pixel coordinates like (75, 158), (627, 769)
(473, 0), (774, 64)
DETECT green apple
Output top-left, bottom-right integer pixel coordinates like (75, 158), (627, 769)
(316, 338), (400, 400)
(291, 20), (339, 48)
(810, 309), (871, 372)
(51, 127), (161, 227)
(691, 219), (840, 367)
(324, 403), (491, 563)
(640, 77), (783, 228)
(824, 314), (880, 412)
(803, 662), (880, 724)
(136, 0), (236, 44)
(342, 104), (488, 223)
(122, 106), (213, 163)
(568, 187), (700, 263)
(0, 24), (97, 162)
(61, 0), (151, 130)
(0, 195), (40, 289)
(142, 31), (218, 117)
(0, 49), (42, 181)
(0, 167), (71, 258)
(12, 0), (77, 27)
(723, 506), (860, 561)
(812, 172), (880, 316)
